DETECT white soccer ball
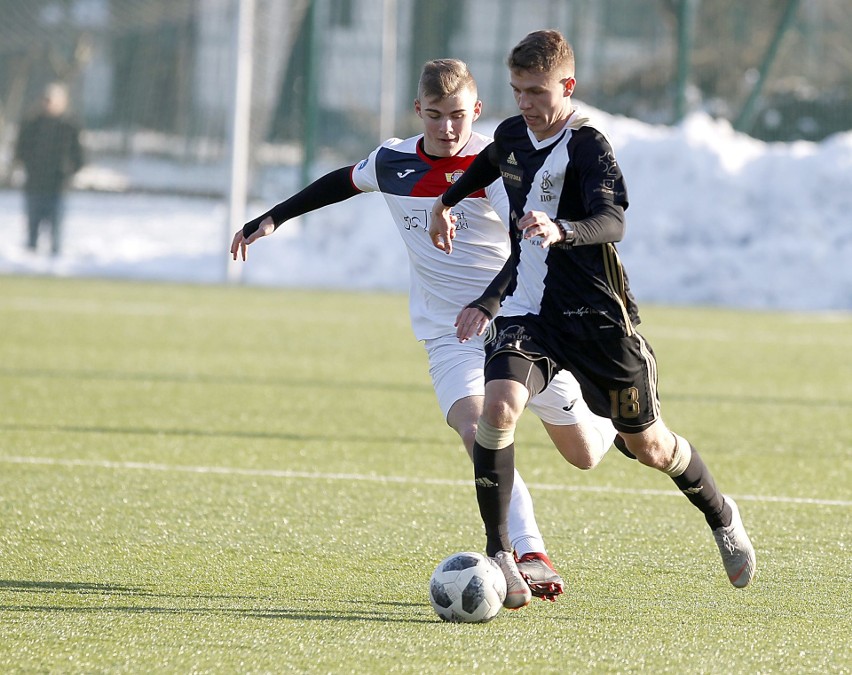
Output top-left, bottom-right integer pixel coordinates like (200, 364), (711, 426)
(429, 551), (507, 623)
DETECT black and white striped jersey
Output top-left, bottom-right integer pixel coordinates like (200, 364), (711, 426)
(446, 110), (641, 340)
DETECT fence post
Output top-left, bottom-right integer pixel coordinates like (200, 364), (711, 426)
(300, 0), (320, 189)
(225, 0), (255, 284)
(734, 0), (801, 134)
(379, 0), (398, 143)
(674, 0), (699, 123)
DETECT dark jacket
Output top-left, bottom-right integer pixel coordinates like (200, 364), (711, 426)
(15, 113), (84, 193)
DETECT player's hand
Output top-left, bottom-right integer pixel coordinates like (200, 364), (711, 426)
(429, 197), (457, 254)
(230, 216), (275, 261)
(518, 210), (562, 249)
(455, 306), (490, 342)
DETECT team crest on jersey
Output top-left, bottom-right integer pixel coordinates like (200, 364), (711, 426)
(445, 170), (465, 184)
(539, 170), (555, 202)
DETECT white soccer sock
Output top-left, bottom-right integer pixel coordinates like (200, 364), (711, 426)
(508, 469), (546, 557)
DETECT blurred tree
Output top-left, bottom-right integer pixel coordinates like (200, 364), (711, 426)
(0, 0), (92, 182)
(268, 1), (312, 143)
(107, 0), (195, 138)
(405, 0), (467, 107)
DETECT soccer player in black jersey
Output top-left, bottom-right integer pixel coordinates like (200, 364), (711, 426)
(232, 58), (627, 607)
(429, 30), (756, 590)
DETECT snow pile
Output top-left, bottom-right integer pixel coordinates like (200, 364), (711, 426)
(1, 111), (849, 311)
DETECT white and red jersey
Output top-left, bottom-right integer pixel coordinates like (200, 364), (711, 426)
(351, 132), (511, 341)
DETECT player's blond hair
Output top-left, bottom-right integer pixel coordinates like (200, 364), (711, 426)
(508, 30), (575, 77)
(418, 59), (478, 100)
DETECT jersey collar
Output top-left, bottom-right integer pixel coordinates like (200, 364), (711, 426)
(525, 110), (575, 150)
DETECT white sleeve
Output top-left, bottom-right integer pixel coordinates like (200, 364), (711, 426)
(351, 138), (402, 194)
(350, 150), (379, 193)
(485, 178), (511, 229)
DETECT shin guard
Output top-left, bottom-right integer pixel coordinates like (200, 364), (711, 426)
(668, 435), (731, 529)
(473, 419), (516, 555)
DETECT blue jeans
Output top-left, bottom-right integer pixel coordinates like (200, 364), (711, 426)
(26, 191), (65, 255)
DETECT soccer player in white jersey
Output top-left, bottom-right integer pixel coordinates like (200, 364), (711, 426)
(429, 32), (756, 592)
(231, 59), (617, 609)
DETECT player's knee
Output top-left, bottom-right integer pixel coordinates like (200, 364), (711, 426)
(623, 426), (676, 470)
(572, 452), (597, 471)
(571, 435), (610, 470)
(547, 425), (605, 470)
(635, 448), (668, 470)
(481, 397), (521, 428)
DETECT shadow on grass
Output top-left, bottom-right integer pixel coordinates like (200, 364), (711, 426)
(0, 580), (254, 600)
(0, 367), (432, 395)
(0, 581), (434, 623)
(1, 580), (146, 594)
(0, 421), (433, 446)
(1, 366), (848, 409)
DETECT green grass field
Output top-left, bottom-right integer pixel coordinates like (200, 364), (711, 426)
(0, 275), (849, 673)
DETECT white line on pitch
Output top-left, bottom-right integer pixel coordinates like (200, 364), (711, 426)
(1, 455), (849, 508)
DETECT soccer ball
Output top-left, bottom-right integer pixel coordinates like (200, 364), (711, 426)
(429, 551), (507, 623)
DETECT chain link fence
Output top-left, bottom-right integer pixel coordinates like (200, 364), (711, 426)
(1, 0), (850, 197)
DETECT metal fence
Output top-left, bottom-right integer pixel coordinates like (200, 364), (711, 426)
(1, 0), (850, 197)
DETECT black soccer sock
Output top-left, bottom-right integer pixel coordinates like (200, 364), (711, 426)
(472, 439), (515, 557)
(670, 442), (732, 530)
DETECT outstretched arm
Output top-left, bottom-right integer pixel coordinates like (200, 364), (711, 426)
(231, 165), (360, 261)
(230, 215), (275, 261)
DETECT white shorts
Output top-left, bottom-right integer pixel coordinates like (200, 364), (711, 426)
(424, 333), (592, 425)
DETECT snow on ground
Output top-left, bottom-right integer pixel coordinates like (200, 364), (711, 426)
(1, 110), (849, 312)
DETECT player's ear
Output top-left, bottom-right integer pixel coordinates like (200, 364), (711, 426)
(563, 77), (576, 97)
(414, 99), (422, 118)
(472, 99), (482, 121)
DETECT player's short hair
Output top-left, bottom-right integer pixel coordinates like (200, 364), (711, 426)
(418, 59), (478, 100)
(508, 30), (575, 77)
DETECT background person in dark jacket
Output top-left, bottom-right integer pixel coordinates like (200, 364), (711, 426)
(14, 83), (84, 256)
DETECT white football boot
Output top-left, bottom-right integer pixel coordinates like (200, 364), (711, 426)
(712, 497), (756, 588)
(492, 550), (532, 609)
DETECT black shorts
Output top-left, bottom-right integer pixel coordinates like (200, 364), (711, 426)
(484, 315), (661, 433)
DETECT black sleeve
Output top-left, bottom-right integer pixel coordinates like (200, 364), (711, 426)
(558, 131), (628, 247)
(441, 143), (501, 206)
(566, 203), (625, 247)
(466, 255), (514, 319)
(242, 165), (361, 237)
